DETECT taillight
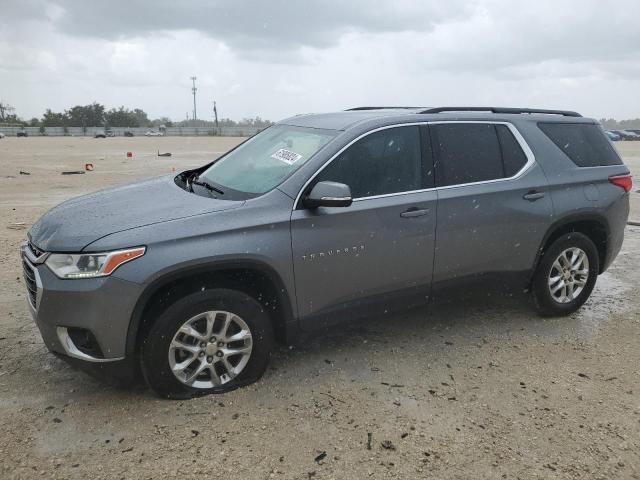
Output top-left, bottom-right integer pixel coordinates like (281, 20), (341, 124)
(609, 174), (633, 193)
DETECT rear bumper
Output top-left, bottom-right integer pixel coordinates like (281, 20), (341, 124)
(602, 194), (630, 272)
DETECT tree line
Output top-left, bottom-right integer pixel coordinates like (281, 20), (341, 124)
(0, 101), (273, 129)
(599, 118), (640, 130)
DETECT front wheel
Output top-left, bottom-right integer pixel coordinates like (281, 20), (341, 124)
(532, 232), (599, 316)
(141, 289), (274, 399)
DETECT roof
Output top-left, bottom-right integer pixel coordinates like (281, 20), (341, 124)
(279, 107), (590, 131)
(279, 109), (424, 130)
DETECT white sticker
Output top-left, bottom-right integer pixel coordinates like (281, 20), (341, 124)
(271, 148), (303, 165)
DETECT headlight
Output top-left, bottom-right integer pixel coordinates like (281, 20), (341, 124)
(45, 247), (146, 279)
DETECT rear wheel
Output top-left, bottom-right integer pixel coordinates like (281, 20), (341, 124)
(141, 289), (274, 399)
(532, 232), (599, 316)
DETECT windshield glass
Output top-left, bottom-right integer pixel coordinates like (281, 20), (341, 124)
(199, 125), (337, 194)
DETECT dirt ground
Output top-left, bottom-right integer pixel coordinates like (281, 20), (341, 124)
(1, 136), (639, 480)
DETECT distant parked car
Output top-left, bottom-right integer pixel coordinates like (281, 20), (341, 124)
(17, 129), (28, 137)
(124, 131), (134, 137)
(145, 130), (164, 137)
(627, 129), (640, 136)
(0, 132), (5, 139)
(94, 131), (106, 138)
(106, 130), (116, 137)
(619, 130), (640, 140)
(606, 131), (621, 141)
(611, 130), (640, 141)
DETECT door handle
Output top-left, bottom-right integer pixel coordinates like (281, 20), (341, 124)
(400, 207), (430, 218)
(523, 191), (545, 201)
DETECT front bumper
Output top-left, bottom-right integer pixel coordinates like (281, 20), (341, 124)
(21, 243), (144, 362)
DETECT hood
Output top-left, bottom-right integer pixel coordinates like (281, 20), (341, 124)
(29, 175), (242, 252)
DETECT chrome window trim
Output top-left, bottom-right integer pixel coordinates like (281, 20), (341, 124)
(320, 196), (351, 201)
(293, 121), (536, 207)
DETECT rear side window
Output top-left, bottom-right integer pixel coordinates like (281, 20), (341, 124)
(538, 123), (622, 167)
(432, 124), (502, 186)
(432, 123), (529, 187)
(315, 126), (422, 198)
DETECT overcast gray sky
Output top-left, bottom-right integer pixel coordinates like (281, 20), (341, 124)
(2, 0), (640, 122)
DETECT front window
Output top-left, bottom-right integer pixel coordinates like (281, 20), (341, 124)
(199, 125), (337, 195)
(315, 125), (424, 198)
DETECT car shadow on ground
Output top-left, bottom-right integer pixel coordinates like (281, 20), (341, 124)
(267, 290), (552, 376)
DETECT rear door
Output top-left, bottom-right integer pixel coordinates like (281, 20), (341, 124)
(290, 125), (437, 328)
(431, 122), (553, 286)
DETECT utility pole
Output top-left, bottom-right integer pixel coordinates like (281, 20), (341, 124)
(190, 76), (197, 122)
(213, 101), (219, 135)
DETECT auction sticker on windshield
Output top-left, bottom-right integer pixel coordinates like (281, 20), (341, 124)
(271, 148), (303, 165)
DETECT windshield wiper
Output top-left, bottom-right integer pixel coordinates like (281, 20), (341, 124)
(189, 175), (224, 195)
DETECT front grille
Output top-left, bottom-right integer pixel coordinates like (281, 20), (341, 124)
(22, 257), (38, 308)
(28, 241), (44, 258)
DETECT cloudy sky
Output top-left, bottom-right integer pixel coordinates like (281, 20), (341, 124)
(2, 0), (640, 122)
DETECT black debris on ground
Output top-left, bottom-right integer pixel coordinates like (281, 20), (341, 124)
(314, 451), (327, 463)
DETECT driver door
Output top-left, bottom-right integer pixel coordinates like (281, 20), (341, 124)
(290, 125), (438, 330)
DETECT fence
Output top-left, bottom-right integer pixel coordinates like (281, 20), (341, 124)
(0, 125), (261, 137)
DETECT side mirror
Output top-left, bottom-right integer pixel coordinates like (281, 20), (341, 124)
(303, 181), (353, 209)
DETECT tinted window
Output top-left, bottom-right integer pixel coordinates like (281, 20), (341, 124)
(496, 125), (528, 177)
(432, 123), (503, 186)
(315, 126), (422, 198)
(538, 123), (622, 167)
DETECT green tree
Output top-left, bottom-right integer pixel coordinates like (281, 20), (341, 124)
(619, 119), (640, 129)
(41, 109), (68, 127)
(2, 114), (24, 125)
(0, 101), (17, 123)
(65, 102), (105, 127)
(150, 116), (173, 127)
(599, 118), (640, 129)
(105, 106), (138, 127)
(132, 108), (150, 127)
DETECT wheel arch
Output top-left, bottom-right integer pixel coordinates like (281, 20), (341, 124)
(531, 213), (610, 282)
(126, 260), (297, 357)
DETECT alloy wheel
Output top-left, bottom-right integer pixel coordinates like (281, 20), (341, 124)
(548, 247), (589, 304)
(168, 310), (253, 388)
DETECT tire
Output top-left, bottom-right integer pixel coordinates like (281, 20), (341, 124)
(532, 232), (599, 316)
(141, 288), (274, 399)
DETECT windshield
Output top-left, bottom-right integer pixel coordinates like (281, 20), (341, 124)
(199, 125), (337, 194)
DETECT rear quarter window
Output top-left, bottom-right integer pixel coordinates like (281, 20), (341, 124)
(538, 123), (622, 167)
(496, 125), (528, 177)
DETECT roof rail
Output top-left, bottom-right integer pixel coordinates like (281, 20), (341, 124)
(345, 106), (425, 111)
(420, 107), (582, 117)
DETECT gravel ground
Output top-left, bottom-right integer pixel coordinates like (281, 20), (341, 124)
(1, 136), (639, 480)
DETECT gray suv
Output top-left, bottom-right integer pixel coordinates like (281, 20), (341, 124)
(22, 107), (632, 398)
